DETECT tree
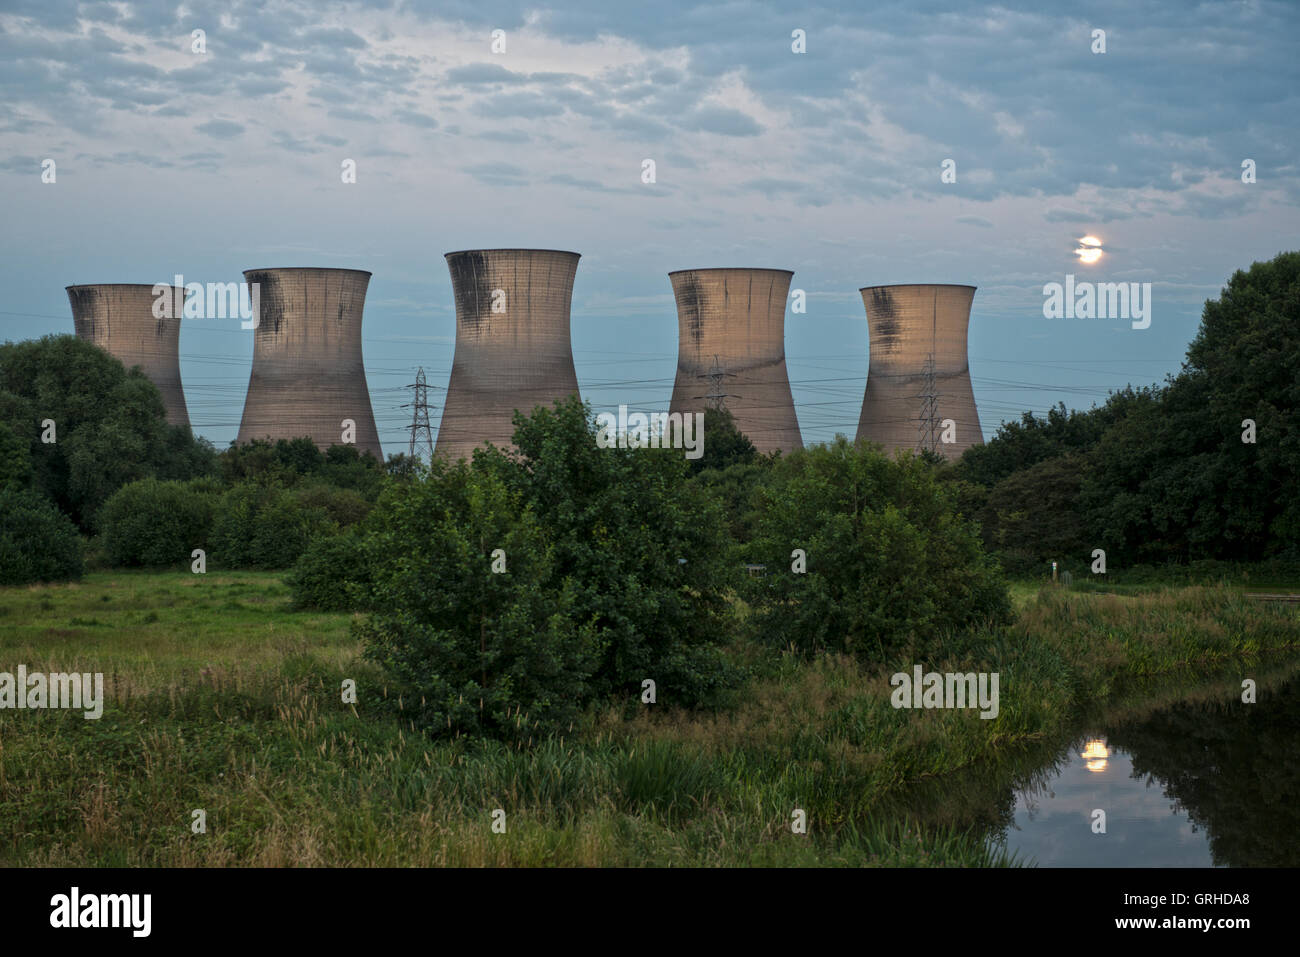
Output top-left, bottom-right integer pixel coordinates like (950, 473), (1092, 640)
(99, 478), (217, 567)
(357, 396), (741, 739)
(0, 487), (84, 585)
(689, 406), (759, 472)
(503, 396), (739, 704)
(0, 335), (215, 529)
(1080, 252), (1300, 563)
(359, 458), (599, 738)
(979, 452), (1089, 568)
(746, 438), (1011, 660)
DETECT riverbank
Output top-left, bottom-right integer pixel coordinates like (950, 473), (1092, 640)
(1, 573), (1297, 866)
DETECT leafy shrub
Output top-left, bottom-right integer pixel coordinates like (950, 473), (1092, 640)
(358, 396), (741, 740)
(209, 481), (333, 569)
(287, 528), (371, 611)
(293, 483), (371, 528)
(746, 437), (1012, 660)
(0, 334), (216, 529)
(0, 487), (84, 584)
(359, 458), (599, 739)
(99, 478), (217, 567)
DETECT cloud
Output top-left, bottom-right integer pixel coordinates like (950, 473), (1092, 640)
(462, 161), (529, 186)
(444, 63), (529, 85)
(394, 109), (439, 128)
(1044, 208), (1094, 224)
(679, 105), (762, 136)
(195, 119), (244, 138)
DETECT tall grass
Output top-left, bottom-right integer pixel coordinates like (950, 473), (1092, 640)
(1, 573), (1296, 866)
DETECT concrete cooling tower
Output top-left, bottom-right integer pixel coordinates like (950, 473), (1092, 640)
(855, 283), (982, 460)
(236, 267), (382, 459)
(67, 283), (190, 428)
(667, 268), (802, 456)
(436, 249), (582, 461)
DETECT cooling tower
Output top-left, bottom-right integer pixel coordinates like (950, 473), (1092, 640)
(236, 267), (382, 459)
(855, 283), (982, 460)
(67, 283), (190, 428)
(436, 249), (582, 461)
(667, 268), (802, 455)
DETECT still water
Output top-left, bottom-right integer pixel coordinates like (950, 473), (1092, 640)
(987, 670), (1300, 867)
(996, 736), (1215, 866)
(887, 666), (1300, 866)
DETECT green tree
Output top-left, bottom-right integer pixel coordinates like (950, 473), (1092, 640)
(208, 480), (333, 569)
(99, 478), (217, 567)
(359, 457), (600, 738)
(746, 438), (1011, 660)
(689, 406), (759, 472)
(0, 487), (84, 585)
(0, 335), (215, 528)
(357, 396), (741, 739)
(979, 452), (1089, 567)
(503, 396), (739, 705)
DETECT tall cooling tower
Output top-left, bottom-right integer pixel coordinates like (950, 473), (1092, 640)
(668, 268), (802, 455)
(67, 283), (190, 428)
(436, 249), (582, 461)
(236, 267), (382, 459)
(855, 283), (982, 460)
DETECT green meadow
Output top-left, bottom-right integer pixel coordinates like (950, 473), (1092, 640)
(2, 571), (1297, 867)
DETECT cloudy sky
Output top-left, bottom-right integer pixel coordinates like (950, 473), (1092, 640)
(2, 0), (1297, 454)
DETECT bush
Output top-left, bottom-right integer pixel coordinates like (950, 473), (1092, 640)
(359, 458), (599, 739)
(293, 483), (371, 528)
(746, 437), (1012, 660)
(287, 529), (372, 611)
(99, 478), (217, 567)
(0, 334), (216, 529)
(357, 396), (742, 740)
(0, 487), (84, 584)
(209, 481), (333, 569)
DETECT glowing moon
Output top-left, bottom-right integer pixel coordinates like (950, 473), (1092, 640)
(1075, 235), (1103, 264)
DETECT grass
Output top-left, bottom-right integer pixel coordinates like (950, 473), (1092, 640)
(1, 572), (1297, 866)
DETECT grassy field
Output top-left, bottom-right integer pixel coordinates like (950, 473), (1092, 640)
(2, 572), (1298, 866)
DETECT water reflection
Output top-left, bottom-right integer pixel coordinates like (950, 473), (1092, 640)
(1079, 739), (1109, 773)
(883, 663), (1300, 867)
(997, 734), (1215, 867)
(991, 669), (1300, 867)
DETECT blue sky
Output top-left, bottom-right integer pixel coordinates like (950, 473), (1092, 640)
(2, 0), (1297, 455)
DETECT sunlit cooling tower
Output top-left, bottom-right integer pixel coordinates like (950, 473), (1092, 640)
(855, 283), (982, 460)
(667, 268), (802, 455)
(67, 283), (190, 428)
(436, 249), (582, 461)
(236, 267), (383, 459)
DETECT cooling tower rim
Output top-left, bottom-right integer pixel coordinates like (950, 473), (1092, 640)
(66, 283), (181, 291)
(859, 282), (977, 293)
(443, 248), (581, 258)
(668, 267), (794, 277)
(242, 267), (373, 277)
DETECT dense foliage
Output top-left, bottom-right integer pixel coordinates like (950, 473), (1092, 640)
(286, 528), (372, 612)
(99, 478), (218, 567)
(746, 437), (1012, 658)
(0, 335), (216, 530)
(358, 396), (740, 738)
(953, 251), (1300, 571)
(0, 486), (84, 585)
